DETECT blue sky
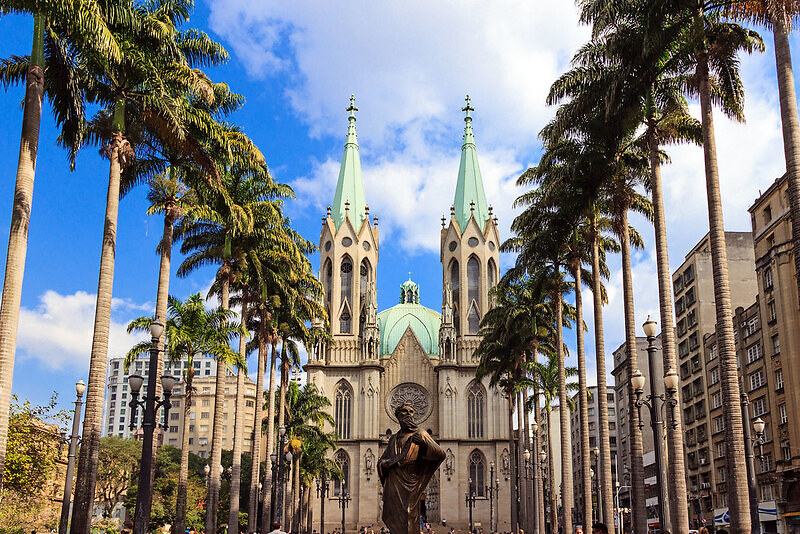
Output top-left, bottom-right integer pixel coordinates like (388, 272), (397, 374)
(0, 1), (797, 414)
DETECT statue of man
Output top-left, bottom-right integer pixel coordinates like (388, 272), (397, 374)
(378, 403), (445, 534)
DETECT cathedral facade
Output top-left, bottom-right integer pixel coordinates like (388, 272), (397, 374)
(306, 96), (511, 531)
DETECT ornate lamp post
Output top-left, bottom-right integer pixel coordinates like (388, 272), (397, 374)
(58, 380), (85, 534)
(204, 464), (211, 489)
(744, 414), (767, 534)
(486, 462), (500, 533)
(275, 426), (288, 523)
(337, 483), (351, 534)
(317, 473), (330, 534)
(591, 447), (599, 523)
(538, 449), (548, 534)
(631, 316), (678, 534)
(522, 448), (533, 533)
(465, 477), (477, 533)
(128, 320), (177, 534)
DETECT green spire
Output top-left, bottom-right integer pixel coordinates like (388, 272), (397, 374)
(453, 95), (489, 232)
(331, 94), (367, 230)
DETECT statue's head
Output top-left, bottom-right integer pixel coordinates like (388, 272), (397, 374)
(395, 403), (416, 431)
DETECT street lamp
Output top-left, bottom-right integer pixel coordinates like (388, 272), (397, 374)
(337, 482), (351, 534)
(129, 320), (176, 534)
(317, 474), (330, 534)
(631, 316), (676, 534)
(58, 380), (85, 534)
(742, 406), (767, 534)
(539, 449), (548, 534)
(204, 464), (211, 489)
(275, 426), (288, 523)
(486, 461), (500, 533)
(591, 447), (599, 523)
(465, 477), (477, 534)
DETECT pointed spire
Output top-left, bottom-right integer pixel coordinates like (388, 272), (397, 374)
(331, 94), (367, 230)
(453, 94), (489, 232)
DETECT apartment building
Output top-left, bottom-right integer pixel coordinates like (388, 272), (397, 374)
(672, 232), (758, 528)
(570, 385), (620, 527)
(751, 174), (800, 528)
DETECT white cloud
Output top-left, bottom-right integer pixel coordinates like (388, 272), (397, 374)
(16, 290), (150, 370)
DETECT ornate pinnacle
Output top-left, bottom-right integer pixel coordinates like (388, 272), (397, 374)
(345, 200), (350, 213)
(441, 215), (446, 228)
(462, 94), (474, 120)
(470, 200), (475, 214)
(347, 94), (358, 118)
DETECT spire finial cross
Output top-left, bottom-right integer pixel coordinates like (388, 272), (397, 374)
(462, 94), (474, 119)
(347, 94), (358, 118)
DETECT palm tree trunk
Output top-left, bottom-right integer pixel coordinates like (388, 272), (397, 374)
(71, 103), (128, 533)
(261, 334), (279, 532)
(523, 388), (533, 534)
(292, 456), (301, 534)
(771, 3), (800, 305)
(517, 391), (526, 532)
(555, 285), (573, 534)
(206, 275), (231, 534)
(278, 343), (289, 525)
(249, 312), (267, 533)
(648, 134), (689, 534)
(697, 48), (751, 534)
(619, 209), (647, 534)
(571, 262), (592, 530)
(508, 391), (519, 533)
(590, 214), (614, 526)
(0, 16), (44, 496)
(229, 298), (249, 530)
(546, 407), (558, 534)
(306, 484), (315, 534)
(174, 373), (194, 534)
(532, 393), (545, 534)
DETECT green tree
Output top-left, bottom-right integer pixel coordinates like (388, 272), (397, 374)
(96, 437), (142, 518)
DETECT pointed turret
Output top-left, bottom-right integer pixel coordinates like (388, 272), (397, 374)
(453, 95), (489, 232)
(332, 95), (367, 230)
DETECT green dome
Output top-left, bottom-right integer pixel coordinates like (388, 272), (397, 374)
(377, 302), (441, 356)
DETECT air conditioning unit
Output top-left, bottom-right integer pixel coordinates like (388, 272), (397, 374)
(699, 458), (707, 465)
(700, 482), (711, 489)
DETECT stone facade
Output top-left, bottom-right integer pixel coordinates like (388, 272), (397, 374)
(304, 97), (511, 531)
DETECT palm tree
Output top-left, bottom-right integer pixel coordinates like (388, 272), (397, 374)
(0, 0), (120, 495)
(123, 294), (240, 534)
(71, 3), (230, 529)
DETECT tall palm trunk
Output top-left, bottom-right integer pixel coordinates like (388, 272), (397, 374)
(305, 483), (315, 534)
(0, 17), (44, 496)
(546, 406), (558, 534)
(292, 455), (301, 533)
(72, 103), (129, 533)
(571, 261), (592, 530)
(229, 298), (249, 530)
(517, 391), (526, 532)
(618, 209), (647, 534)
(648, 133), (689, 534)
(174, 370), (195, 534)
(532, 394), (545, 534)
(206, 273), (231, 534)
(261, 334), (279, 532)
(522, 388), (533, 534)
(277, 341), (289, 524)
(249, 310), (267, 533)
(590, 214), (614, 526)
(508, 390), (519, 533)
(771, 3), (800, 305)
(697, 48), (750, 534)
(555, 285), (573, 534)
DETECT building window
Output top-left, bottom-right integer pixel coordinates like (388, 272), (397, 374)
(340, 256), (353, 333)
(467, 383), (485, 439)
(746, 317), (759, 336)
(324, 259), (332, 307)
(685, 286), (696, 305)
(679, 340), (689, 359)
(335, 382), (352, 439)
(170, 412), (179, 420)
(780, 404), (788, 425)
(714, 416), (725, 434)
(450, 260), (460, 335)
(712, 391), (722, 409)
(710, 367), (720, 385)
(469, 450), (486, 497)
(776, 369), (784, 390)
(202, 399), (210, 407)
(768, 299), (777, 322)
(708, 344), (717, 362)
(687, 309), (697, 327)
(760, 453), (773, 473)
(761, 484), (775, 501)
(716, 441), (726, 459)
(684, 265), (695, 284)
(772, 334), (781, 355)
(201, 412), (209, 419)
(752, 397), (767, 418)
(467, 256), (481, 333)
(784, 443), (792, 461)
(334, 450), (350, 496)
(688, 332), (699, 351)
(747, 344), (762, 364)
(750, 370), (765, 391)
(764, 267), (774, 289)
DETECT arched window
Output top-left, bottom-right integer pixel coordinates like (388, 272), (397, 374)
(467, 382), (485, 439)
(450, 260), (460, 334)
(324, 259), (332, 306)
(359, 259), (371, 333)
(488, 258), (497, 310)
(333, 449), (350, 496)
(467, 256), (481, 333)
(340, 256), (353, 333)
(469, 450), (486, 497)
(334, 381), (352, 439)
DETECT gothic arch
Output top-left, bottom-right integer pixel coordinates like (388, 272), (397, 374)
(467, 381), (486, 439)
(323, 258), (333, 310)
(469, 449), (487, 497)
(334, 449), (350, 495)
(334, 380), (353, 440)
(467, 255), (481, 333)
(339, 255), (354, 333)
(449, 259), (460, 334)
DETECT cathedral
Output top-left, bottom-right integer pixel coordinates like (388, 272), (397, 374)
(306, 96), (512, 531)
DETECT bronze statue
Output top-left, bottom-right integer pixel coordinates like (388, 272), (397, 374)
(378, 403), (445, 534)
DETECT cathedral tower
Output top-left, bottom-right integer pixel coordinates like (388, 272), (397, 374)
(315, 95), (380, 364)
(439, 96), (501, 365)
